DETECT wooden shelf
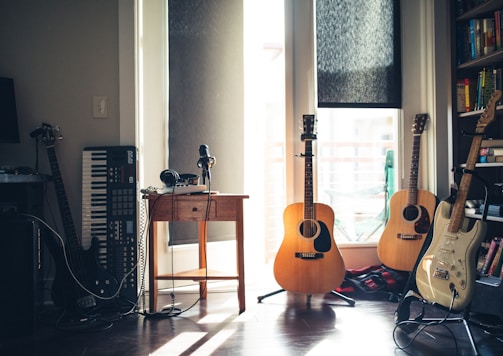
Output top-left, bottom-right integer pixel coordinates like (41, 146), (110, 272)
(457, 49), (503, 70)
(460, 162), (503, 168)
(457, 0), (503, 21)
(465, 211), (503, 222)
(458, 106), (503, 118)
(157, 268), (238, 281)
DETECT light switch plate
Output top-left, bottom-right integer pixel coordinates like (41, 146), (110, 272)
(93, 96), (107, 118)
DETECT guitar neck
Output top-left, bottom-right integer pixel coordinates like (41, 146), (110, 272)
(304, 139), (314, 220)
(448, 129), (484, 233)
(407, 134), (421, 205)
(46, 145), (79, 249)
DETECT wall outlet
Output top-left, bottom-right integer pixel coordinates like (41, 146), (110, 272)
(93, 96), (107, 118)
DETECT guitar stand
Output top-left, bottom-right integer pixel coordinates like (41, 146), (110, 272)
(257, 288), (356, 307)
(395, 291), (479, 355)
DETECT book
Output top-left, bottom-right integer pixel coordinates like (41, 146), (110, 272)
(488, 241), (503, 277)
(470, 19), (481, 60)
(464, 77), (477, 112)
(457, 79), (466, 112)
(488, 147), (503, 156)
(481, 237), (501, 275)
(495, 10), (502, 50)
(479, 204), (503, 216)
(486, 155), (503, 163)
(481, 139), (503, 147)
(482, 67), (495, 108)
(483, 18), (495, 55)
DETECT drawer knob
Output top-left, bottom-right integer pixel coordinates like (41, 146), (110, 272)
(192, 207), (198, 212)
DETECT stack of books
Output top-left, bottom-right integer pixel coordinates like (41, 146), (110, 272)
(480, 138), (503, 163)
(479, 237), (503, 279)
(457, 67), (502, 113)
(456, 9), (503, 64)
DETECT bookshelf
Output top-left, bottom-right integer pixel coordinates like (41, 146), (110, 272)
(453, 0), (503, 321)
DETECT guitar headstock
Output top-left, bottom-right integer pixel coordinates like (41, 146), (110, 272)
(37, 123), (62, 146)
(478, 90), (502, 128)
(301, 115), (317, 141)
(412, 114), (428, 135)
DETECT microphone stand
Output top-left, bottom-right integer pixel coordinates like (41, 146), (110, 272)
(198, 157), (215, 185)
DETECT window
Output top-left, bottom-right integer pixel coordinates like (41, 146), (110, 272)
(315, 0), (401, 245)
(317, 108), (398, 244)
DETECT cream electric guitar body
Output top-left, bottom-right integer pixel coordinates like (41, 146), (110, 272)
(415, 90), (501, 311)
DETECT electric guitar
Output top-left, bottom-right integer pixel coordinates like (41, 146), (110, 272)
(415, 90), (502, 311)
(377, 114), (437, 271)
(38, 123), (118, 312)
(273, 115), (345, 294)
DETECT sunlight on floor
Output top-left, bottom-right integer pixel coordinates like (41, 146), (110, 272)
(191, 327), (238, 355)
(149, 332), (206, 355)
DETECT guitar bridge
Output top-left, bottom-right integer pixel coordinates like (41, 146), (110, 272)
(397, 233), (422, 240)
(295, 252), (323, 260)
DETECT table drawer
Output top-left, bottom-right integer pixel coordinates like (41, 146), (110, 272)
(175, 200), (217, 220)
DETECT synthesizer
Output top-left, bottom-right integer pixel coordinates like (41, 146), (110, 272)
(81, 146), (138, 304)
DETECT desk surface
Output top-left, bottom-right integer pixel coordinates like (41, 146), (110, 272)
(0, 174), (49, 183)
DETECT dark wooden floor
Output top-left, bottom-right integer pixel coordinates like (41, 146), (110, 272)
(1, 281), (503, 356)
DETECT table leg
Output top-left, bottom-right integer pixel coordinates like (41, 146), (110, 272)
(148, 220), (158, 313)
(236, 201), (245, 313)
(199, 220), (207, 299)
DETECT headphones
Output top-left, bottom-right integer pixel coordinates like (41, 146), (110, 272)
(160, 169), (199, 187)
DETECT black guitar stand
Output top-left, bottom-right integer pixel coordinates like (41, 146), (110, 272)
(257, 288), (356, 307)
(394, 169), (491, 355)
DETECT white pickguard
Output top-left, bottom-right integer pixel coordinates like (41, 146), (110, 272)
(415, 200), (486, 310)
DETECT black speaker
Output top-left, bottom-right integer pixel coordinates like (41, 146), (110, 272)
(0, 217), (41, 340)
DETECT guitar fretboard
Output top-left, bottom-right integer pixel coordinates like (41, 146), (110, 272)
(407, 134), (420, 206)
(304, 140), (314, 220)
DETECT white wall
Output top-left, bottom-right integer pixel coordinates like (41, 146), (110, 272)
(0, 0), (126, 237)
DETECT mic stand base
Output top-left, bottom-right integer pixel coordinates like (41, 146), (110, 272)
(257, 288), (355, 307)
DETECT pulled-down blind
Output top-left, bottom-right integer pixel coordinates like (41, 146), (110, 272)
(316, 0), (401, 108)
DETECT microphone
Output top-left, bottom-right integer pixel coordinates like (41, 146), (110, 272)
(197, 144), (216, 185)
(197, 144), (216, 169)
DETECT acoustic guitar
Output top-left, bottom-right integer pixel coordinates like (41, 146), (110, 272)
(377, 114), (437, 271)
(38, 123), (118, 313)
(415, 90), (502, 310)
(273, 115), (345, 294)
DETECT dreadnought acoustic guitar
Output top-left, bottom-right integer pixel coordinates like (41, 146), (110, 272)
(416, 90), (502, 311)
(273, 115), (345, 295)
(377, 114), (437, 272)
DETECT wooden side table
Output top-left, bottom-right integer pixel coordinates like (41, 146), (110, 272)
(144, 193), (249, 314)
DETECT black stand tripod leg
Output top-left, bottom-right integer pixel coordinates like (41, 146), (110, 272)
(329, 290), (355, 307)
(258, 288), (355, 307)
(257, 289), (285, 303)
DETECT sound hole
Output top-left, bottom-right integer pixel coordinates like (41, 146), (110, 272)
(403, 205), (419, 221)
(300, 219), (318, 238)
